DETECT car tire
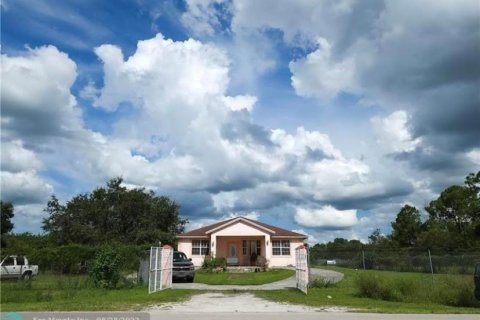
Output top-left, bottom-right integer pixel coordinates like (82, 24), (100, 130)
(187, 276), (194, 283)
(22, 272), (32, 280)
(475, 288), (480, 301)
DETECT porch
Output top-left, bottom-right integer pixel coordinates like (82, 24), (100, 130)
(213, 236), (268, 266)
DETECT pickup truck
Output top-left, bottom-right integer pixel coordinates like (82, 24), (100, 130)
(0, 255), (39, 280)
(172, 251), (195, 283)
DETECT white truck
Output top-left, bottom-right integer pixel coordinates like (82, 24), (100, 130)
(0, 255), (39, 280)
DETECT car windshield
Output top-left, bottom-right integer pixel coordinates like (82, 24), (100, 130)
(173, 252), (188, 262)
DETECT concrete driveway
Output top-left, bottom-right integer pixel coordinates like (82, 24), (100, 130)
(172, 267), (344, 290)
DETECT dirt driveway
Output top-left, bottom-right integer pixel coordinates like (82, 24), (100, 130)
(147, 292), (348, 313)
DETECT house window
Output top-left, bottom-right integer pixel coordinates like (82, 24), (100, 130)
(272, 240), (290, 256)
(192, 240), (209, 255)
(243, 240), (261, 255)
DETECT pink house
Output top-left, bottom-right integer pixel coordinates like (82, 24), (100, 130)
(177, 216), (307, 267)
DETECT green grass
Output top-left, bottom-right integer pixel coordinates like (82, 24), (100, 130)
(1, 274), (200, 311)
(194, 268), (295, 285)
(254, 266), (480, 314)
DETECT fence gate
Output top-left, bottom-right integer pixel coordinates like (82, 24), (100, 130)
(295, 245), (309, 294)
(149, 245), (173, 293)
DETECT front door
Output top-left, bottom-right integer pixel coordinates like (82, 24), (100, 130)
(228, 243), (238, 265)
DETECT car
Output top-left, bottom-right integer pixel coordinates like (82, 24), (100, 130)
(475, 263), (480, 300)
(173, 251), (195, 283)
(0, 255), (39, 280)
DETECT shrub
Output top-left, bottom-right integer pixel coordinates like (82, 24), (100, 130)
(355, 273), (398, 301)
(309, 277), (335, 288)
(256, 256), (269, 271)
(89, 247), (124, 288)
(202, 256), (227, 272)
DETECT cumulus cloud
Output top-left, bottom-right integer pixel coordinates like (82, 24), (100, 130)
(1, 140), (42, 173)
(371, 110), (421, 153)
(1, 45), (82, 140)
(294, 206), (359, 229)
(290, 37), (355, 99)
(0, 171), (53, 204)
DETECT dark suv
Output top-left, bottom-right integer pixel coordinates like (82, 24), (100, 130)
(173, 251), (195, 282)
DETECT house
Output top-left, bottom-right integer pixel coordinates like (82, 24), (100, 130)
(177, 216), (307, 267)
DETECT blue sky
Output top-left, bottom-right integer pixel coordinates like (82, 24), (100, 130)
(1, 0), (479, 243)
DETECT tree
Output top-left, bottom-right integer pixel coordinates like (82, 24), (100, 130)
(424, 171), (480, 246)
(1, 201), (14, 246)
(42, 178), (188, 245)
(391, 205), (422, 247)
(368, 228), (391, 247)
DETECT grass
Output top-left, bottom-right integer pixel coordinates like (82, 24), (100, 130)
(1, 274), (200, 311)
(194, 268), (295, 285)
(254, 266), (480, 314)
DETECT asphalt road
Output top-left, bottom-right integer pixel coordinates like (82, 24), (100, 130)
(148, 312), (479, 320)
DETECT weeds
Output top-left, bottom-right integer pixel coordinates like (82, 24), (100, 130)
(309, 277), (336, 289)
(354, 271), (480, 308)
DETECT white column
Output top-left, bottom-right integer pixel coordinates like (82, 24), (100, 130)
(265, 235), (272, 262)
(210, 234), (217, 257)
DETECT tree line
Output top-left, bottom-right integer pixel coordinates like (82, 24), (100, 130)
(310, 171), (480, 260)
(1, 178), (187, 251)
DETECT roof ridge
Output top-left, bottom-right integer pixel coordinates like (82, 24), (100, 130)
(178, 215), (306, 238)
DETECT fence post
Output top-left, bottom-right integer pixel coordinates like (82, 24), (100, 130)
(428, 249), (434, 284)
(362, 250), (366, 270)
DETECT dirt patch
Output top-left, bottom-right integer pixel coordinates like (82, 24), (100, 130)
(146, 292), (349, 313)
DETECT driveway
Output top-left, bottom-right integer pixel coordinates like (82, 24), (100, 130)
(147, 292), (477, 320)
(172, 267), (344, 290)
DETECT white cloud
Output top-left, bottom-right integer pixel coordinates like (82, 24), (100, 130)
(371, 110), (421, 153)
(0, 171), (53, 204)
(466, 149), (480, 166)
(222, 95), (257, 112)
(289, 38), (355, 99)
(1, 140), (42, 173)
(1, 45), (83, 139)
(292, 229), (319, 245)
(294, 206), (358, 229)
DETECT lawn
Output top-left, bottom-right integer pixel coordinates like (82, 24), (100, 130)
(194, 268), (295, 285)
(254, 266), (480, 314)
(1, 274), (200, 311)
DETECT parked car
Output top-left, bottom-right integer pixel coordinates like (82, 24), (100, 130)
(475, 263), (480, 300)
(0, 255), (39, 280)
(173, 251), (195, 283)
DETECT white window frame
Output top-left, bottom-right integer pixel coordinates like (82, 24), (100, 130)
(272, 240), (290, 256)
(192, 240), (209, 256)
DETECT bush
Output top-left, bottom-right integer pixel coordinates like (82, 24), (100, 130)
(355, 273), (398, 301)
(89, 247), (124, 289)
(309, 277), (335, 288)
(202, 256), (227, 272)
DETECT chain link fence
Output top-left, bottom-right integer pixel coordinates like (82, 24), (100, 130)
(311, 248), (480, 274)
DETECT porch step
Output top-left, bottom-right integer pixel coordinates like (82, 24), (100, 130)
(226, 266), (262, 273)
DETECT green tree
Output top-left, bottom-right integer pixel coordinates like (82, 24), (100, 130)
(1, 201), (14, 247)
(42, 178), (188, 245)
(368, 228), (391, 247)
(391, 205), (422, 247)
(424, 171), (480, 246)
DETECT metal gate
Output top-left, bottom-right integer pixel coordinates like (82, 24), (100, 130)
(295, 245), (309, 294)
(149, 245), (173, 293)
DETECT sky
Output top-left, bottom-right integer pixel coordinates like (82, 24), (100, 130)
(1, 0), (479, 244)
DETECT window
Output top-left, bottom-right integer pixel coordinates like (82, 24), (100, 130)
(192, 240), (209, 255)
(272, 240), (290, 256)
(243, 240), (261, 255)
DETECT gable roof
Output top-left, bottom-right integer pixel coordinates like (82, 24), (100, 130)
(178, 216), (307, 239)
